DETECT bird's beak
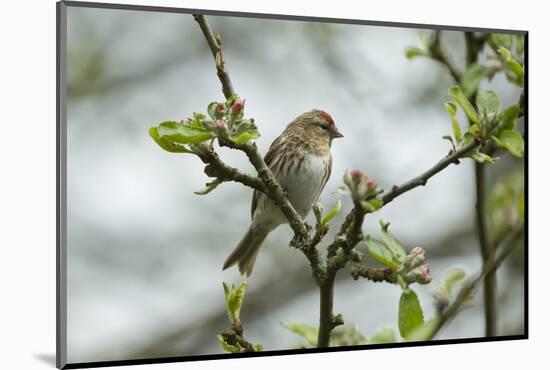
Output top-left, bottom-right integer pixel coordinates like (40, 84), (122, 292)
(330, 129), (344, 139)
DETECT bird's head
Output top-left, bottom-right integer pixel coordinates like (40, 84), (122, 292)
(287, 109), (343, 149)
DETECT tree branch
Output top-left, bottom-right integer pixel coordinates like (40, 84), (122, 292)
(381, 141), (478, 206)
(428, 223), (524, 340)
(193, 15), (235, 99)
(430, 31), (463, 82)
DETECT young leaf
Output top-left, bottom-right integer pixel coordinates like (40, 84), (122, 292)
(369, 326), (396, 344)
(365, 236), (400, 270)
(380, 221), (406, 263)
(223, 281), (248, 323)
(321, 199), (342, 226)
(217, 335), (242, 353)
(194, 179), (223, 195)
(149, 127), (189, 153)
(476, 91), (501, 120)
(498, 105), (519, 131)
(448, 85), (480, 124)
(444, 101), (462, 142)
(361, 198), (384, 213)
(228, 120), (260, 143)
(492, 129), (524, 157)
(498, 47), (524, 85)
(398, 289), (425, 340)
(283, 323), (318, 347)
(490, 33), (513, 49)
(330, 324), (368, 346)
(470, 151), (497, 164)
(405, 316), (441, 342)
(156, 121), (213, 144)
(405, 47), (427, 59)
(441, 268), (466, 292)
(460, 64), (487, 98)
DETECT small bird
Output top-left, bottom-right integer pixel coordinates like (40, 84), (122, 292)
(223, 110), (343, 276)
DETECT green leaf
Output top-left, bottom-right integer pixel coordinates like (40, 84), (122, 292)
(253, 343), (263, 351)
(194, 179), (223, 195)
(448, 85), (480, 124)
(228, 120), (260, 143)
(498, 47), (524, 85)
(398, 289), (425, 340)
(491, 33), (512, 49)
(369, 326), (396, 344)
(283, 323), (318, 347)
(223, 281), (248, 323)
(460, 64), (487, 98)
(444, 102), (462, 142)
(207, 102), (219, 120)
(441, 268), (466, 292)
(470, 151), (497, 164)
(361, 198), (384, 213)
(406, 316), (441, 342)
(322, 199), (342, 226)
(217, 335), (242, 353)
(379, 221), (406, 263)
(365, 236), (400, 270)
(476, 91), (501, 120)
(156, 121), (213, 144)
(365, 236), (399, 269)
(492, 129), (524, 157)
(405, 47), (427, 59)
(149, 126), (189, 153)
(461, 132), (475, 145)
(499, 105), (519, 131)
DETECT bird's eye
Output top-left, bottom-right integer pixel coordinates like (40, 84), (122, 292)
(320, 124), (330, 131)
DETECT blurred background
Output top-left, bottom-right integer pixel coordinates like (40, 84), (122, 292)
(65, 6), (525, 363)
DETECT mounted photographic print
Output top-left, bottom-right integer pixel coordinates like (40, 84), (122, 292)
(57, 1), (528, 368)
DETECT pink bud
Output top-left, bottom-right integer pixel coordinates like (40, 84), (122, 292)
(367, 179), (377, 190)
(350, 169), (364, 179)
(231, 99), (245, 113)
(216, 103), (225, 113)
(215, 120), (224, 128)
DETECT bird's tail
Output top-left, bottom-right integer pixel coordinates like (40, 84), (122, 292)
(223, 223), (270, 277)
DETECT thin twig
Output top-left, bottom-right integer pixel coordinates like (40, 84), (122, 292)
(430, 31), (463, 82)
(193, 15), (235, 99)
(428, 223), (523, 340)
(380, 141), (478, 206)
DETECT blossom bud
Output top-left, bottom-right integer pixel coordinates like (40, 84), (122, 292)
(231, 99), (245, 113)
(408, 264), (432, 284)
(403, 246), (427, 270)
(367, 179), (377, 190)
(350, 169), (364, 179)
(215, 119), (224, 128)
(216, 103), (225, 113)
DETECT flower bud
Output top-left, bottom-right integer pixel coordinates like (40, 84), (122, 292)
(367, 179), (377, 190)
(407, 264), (432, 284)
(215, 119), (224, 128)
(403, 246), (427, 270)
(350, 169), (364, 179)
(216, 102), (225, 113)
(231, 99), (245, 113)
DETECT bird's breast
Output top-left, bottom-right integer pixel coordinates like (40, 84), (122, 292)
(279, 153), (331, 218)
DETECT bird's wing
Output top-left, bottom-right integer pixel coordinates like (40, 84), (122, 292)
(250, 134), (285, 219)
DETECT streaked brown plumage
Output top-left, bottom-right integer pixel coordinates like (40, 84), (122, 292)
(223, 110), (343, 276)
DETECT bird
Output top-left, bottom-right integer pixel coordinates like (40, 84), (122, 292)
(223, 109), (343, 276)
